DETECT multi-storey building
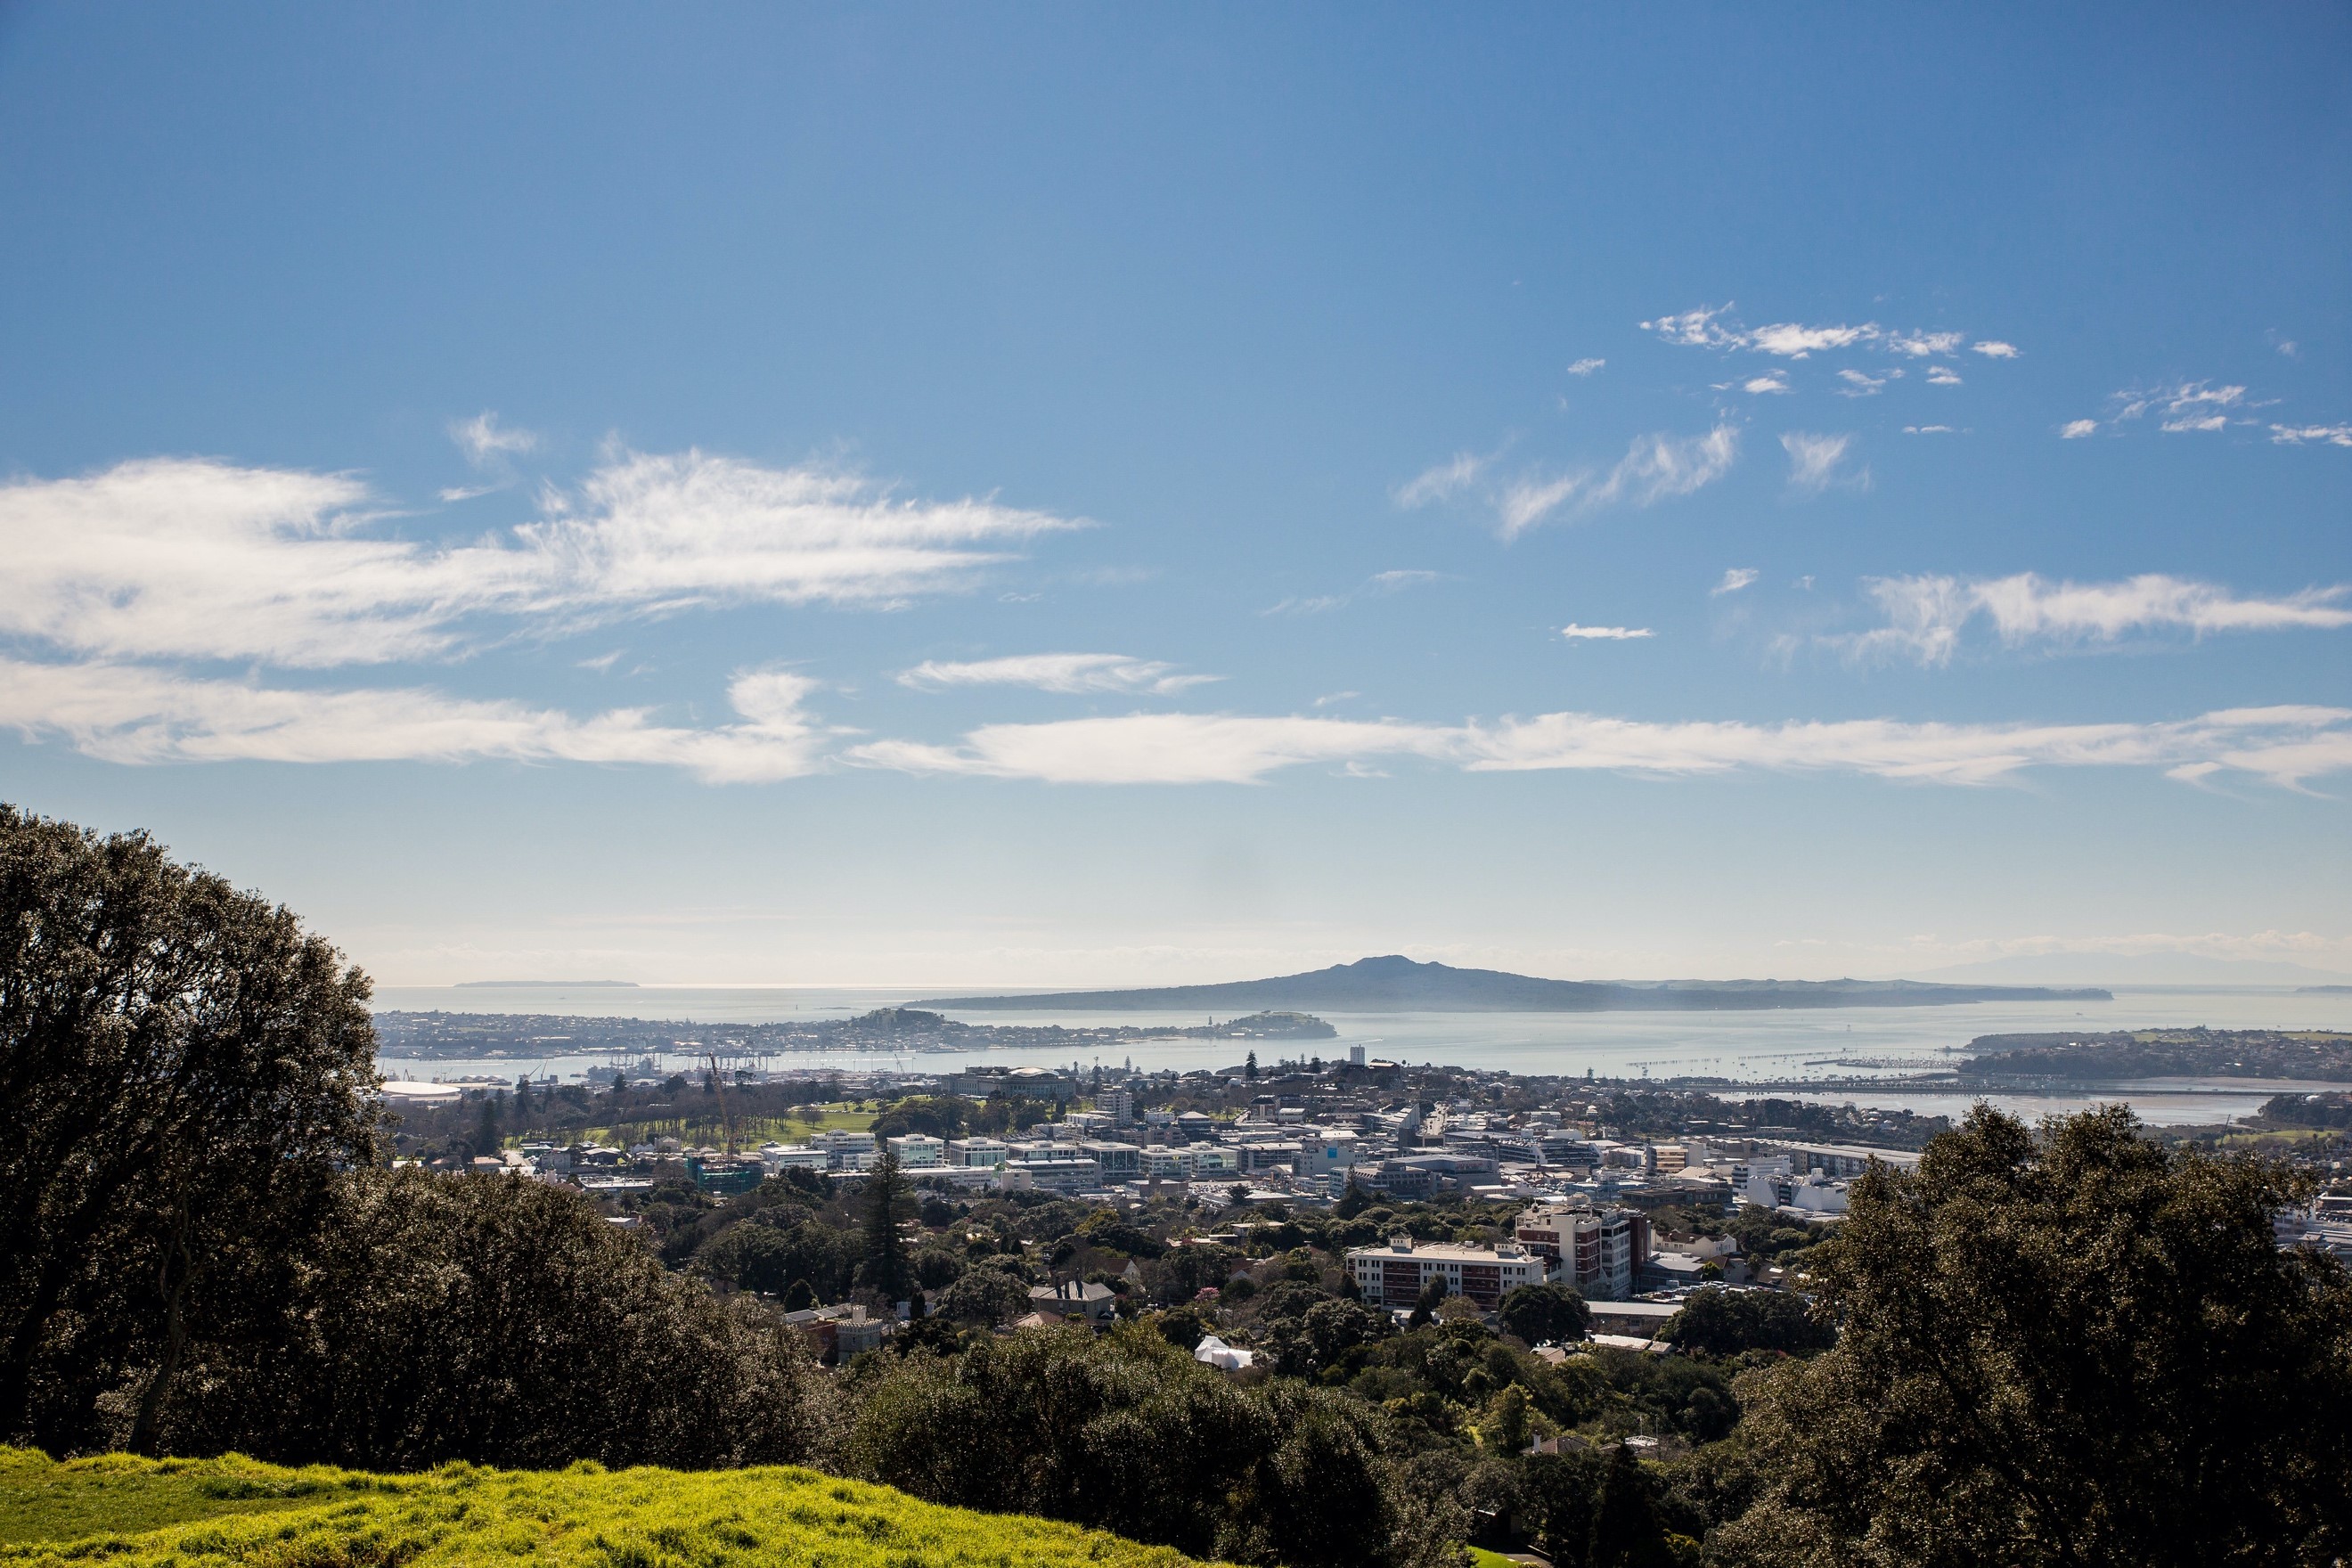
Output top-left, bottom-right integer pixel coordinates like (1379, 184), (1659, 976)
(1512, 1200), (1653, 1301)
(886, 1134), (945, 1168)
(1344, 1234), (1548, 1310)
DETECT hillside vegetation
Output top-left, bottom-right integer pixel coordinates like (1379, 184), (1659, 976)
(0, 1448), (1212, 1568)
(1960, 1028), (2352, 1082)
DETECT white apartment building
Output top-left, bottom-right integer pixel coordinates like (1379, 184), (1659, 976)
(1513, 1200), (1652, 1302)
(1345, 1234), (1548, 1310)
(886, 1134), (945, 1169)
(1294, 1130), (1360, 1178)
(947, 1138), (1010, 1168)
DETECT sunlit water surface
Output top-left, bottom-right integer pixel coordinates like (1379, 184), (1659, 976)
(372, 984), (2349, 1128)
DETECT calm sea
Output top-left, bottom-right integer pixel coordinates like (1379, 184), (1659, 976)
(372, 983), (2348, 1128)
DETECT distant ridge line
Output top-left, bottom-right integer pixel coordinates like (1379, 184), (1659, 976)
(453, 979), (641, 988)
(916, 954), (2111, 1014)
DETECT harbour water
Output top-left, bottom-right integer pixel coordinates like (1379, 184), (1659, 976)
(372, 983), (2348, 1128)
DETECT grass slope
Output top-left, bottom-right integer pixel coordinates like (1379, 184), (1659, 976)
(0, 1449), (1213, 1568)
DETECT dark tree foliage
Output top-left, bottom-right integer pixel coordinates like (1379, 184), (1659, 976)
(933, 1262), (1031, 1326)
(860, 1149), (913, 1302)
(846, 1326), (1454, 1568)
(697, 1217), (862, 1303)
(0, 807), (380, 1455)
(159, 1169), (834, 1471)
(1660, 1288), (1833, 1358)
(1719, 1105), (2352, 1568)
(1499, 1282), (1591, 1347)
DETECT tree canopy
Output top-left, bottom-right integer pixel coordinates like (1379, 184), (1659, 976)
(1719, 1104), (2352, 1567)
(0, 806), (380, 1454)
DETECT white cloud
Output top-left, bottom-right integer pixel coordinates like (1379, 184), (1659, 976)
(1781, 432), (1866, 496)
(896, 653), (1218, 696)
(1567, 358), (1606, 377)
(848, 713), (1463, 786)
(1746, 323), (1874, 358)
(1419, 427), (1741, 539)
(2113, 380), (2243, 429)
(1887, 331), (1966, 358)
(1561, 625), (1654, 641)
(1461, 705), (2352, 790)
(451, 412), (537, 465)
(846, 703), (2352, 790)
(0, 658), (827, 782)
(1266, 569), (1446, 616)
(1585, 427), (1740, 513)
(1393, 452), (1491, 508)
(1496, 471), (1590, 535)
(1836, 369), (1894, 396)
(11, 655), (2347, 796)
(1829, 573), (2352, 666)
(1744, 373), (1793, 395)
(2060, 420), (2100, 439)
(1712, 568), (1760, 596)
(2269, 423), (2352, 447)
(1904, 425), (1960, 436)
(1925, 365), (1963, 387)
(0, 453), (1082, 667)
(1640, 307), (2003, 364)
(1638, 305), (1737, 347)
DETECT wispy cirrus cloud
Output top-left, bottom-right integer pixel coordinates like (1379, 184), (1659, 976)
(0, 453), (1083, 668)
(8, 654), (2346, 794)
(896, 652), (1218, 696)
(451, 411), (538, 465)
(1561, 625), (1654, 641)
(2070, 380), (2352, 445)
(1566, 358), (1605, 377)
(1392, 451), (1492, 509)
(1401, 428), (1739, 539)
(1264, 568), (1446, 617)
(1781, 432), (1867, 496)
(0, 658), (829, 782)
(1825, 573), (2352, 667)
(1712, 568), (1760, 596)
(2067, 380), (2259, 440)
(2270, 423), (2352, 447)
(846, 704), (2352, 790)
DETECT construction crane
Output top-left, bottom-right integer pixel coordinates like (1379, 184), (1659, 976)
(705, 1052), (740, 1155)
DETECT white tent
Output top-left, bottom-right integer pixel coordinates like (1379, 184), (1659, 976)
(1192, 1335), (1254, 1371)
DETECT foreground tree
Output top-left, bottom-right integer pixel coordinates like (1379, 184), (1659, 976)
(847, 1325), (1457, 1568)
(0, 807), (380, 1453)
(1719, 1105), (2352, 1567)
(159, 1169), (835, 1470)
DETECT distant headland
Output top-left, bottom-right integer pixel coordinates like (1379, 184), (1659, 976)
(453, 980), (641, 989)
(918, 954), (2111, 1013)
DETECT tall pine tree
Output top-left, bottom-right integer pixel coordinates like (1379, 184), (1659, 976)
(861, 1147), (912, 1303)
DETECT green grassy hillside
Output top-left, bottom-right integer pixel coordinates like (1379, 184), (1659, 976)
(0, 1449), (1213, 1568)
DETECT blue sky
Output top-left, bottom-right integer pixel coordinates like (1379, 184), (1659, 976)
(2, 5), (2348, 985)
